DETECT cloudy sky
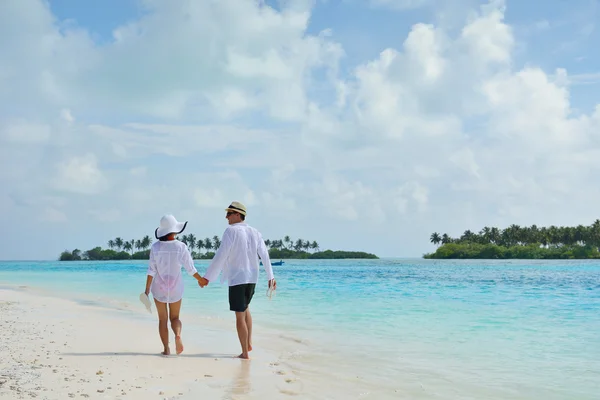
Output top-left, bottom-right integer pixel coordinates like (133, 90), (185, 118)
(1, 0), (599, 260)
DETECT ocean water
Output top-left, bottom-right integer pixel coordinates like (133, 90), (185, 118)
(1, 258), (600, 399)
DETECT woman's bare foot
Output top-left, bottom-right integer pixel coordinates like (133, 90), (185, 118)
(248, 344), (252, 352)
(175, 336), (184, 355)
(236, 353), (250, 359)
(161, 347), (170, 356)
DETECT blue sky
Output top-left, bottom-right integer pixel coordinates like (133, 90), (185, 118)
(1, 0), (599, 260)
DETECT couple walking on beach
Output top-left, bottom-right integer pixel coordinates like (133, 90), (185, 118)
(142, 201), (276, 359)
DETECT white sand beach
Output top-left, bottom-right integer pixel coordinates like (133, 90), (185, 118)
(0, 287), (302, 400)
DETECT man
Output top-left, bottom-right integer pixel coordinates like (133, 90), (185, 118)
(199, 201), (276, 359)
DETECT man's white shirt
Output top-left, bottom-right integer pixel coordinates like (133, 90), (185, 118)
(204, 222), (274, 286)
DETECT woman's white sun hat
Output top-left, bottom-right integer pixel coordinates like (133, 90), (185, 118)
(155, 214), (188, 239)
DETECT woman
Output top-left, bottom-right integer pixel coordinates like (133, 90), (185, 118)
(143, 214), (204, 355)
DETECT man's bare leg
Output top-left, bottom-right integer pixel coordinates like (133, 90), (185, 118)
(168, 300), (184, 354)
(235, 311), (250, 359)
(246, 308), (253, 352)
(154, 299), (170, 355)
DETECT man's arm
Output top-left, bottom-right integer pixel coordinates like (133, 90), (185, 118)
(203, 229), (233, 284)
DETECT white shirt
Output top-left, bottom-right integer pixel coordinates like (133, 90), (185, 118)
(204, 222), (274, 286)
(147, 240), (198, 303)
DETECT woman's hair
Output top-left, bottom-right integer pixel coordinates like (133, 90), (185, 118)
(159, 233), (174, 241)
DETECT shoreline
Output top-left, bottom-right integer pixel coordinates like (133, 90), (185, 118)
(0, 285), (301, 399)
(3, 259), (596, 399)
(0, 280), (411, 399)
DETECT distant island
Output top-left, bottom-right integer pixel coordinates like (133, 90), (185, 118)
(59, 234), (378, 261)
(424, 219), (600, 259)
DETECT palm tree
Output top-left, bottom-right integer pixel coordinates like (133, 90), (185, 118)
(284, 235), (291, 250)
(490, 227), (501, 244)
(188, 234), (197, 254)
(135, 239), (143, 253)
(115, 237), (124, 251)
(430, 232), (441, 246)
(123, 241), (132, 254)
(212, 235), (221, 250)
(204, 238), (213, 252)
(141, 235), (151, 250)
(460, 230), (475, 242)
(478, 227), (491, 244)
(180, 234), (189, 246)
(107, 239), (115, 250)
(302, 240), (310, 252)
(196, 239), (205, 255)
(590, 219), (600, 249)
(311, 241), (319, 252)
(548, 225), (560, 246)
(72, 249), (82, 260)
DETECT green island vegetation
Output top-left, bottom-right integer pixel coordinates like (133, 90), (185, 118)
(424, 219), (600, 259)
(59, 234), (378, 261)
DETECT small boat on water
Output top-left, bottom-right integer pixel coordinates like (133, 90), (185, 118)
(261, 260), (285, 266)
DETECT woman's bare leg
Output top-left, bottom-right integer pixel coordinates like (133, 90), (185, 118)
(168, 300), (184, 354)
(154, 299), (170, 355)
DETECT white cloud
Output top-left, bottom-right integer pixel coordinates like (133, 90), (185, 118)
(369, 0), (431, 10)
(53, 154), (108, 194)
(129, 167), (147, 177)
(194, 188), (227, 208)
(1, 0), (600, 260)
(88, 209), (121, 223)
(1, 121), (51, 143)
(60, 108), (74, 124)
(41, 207), (67, 222)
(0, 0), (343, 122)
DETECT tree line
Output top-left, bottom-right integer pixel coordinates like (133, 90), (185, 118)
(60, 233), (323, 261)
(425, 219), (600, 259)
(177, 234), (320, 255)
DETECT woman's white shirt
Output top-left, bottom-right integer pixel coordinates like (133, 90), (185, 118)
(147, 240), (197, 303)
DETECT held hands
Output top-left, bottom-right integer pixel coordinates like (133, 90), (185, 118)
(198, 277), (209, 288)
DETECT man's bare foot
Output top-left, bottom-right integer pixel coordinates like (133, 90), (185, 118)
(161, 347), (170, 356)
(236, 353), (250, 359)
(175, 336), (184, 355)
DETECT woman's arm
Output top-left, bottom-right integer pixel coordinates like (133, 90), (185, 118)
(145, 247), (157, 295)
(145, 275), (153, 296)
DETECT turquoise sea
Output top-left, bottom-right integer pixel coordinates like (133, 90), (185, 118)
(1, 259), (599, 399)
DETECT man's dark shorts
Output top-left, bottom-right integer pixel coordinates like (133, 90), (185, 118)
(229, 283), (256, 312)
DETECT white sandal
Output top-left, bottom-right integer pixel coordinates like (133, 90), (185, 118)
(139, 292), (152, 313)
